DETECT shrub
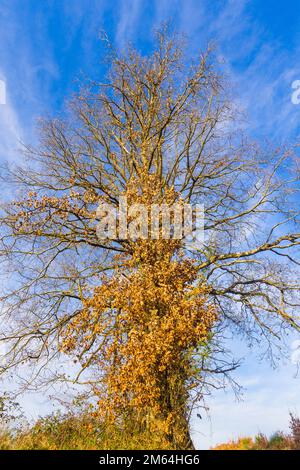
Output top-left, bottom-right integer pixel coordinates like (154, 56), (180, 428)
(289, 413), (300, 450)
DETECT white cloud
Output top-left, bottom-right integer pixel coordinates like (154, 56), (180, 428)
(116, 0), (143, 47)
(0, 73), (23, 162)
(191, 340), (300, 449)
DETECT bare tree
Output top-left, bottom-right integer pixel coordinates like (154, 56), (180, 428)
(0, 29), (300, 447)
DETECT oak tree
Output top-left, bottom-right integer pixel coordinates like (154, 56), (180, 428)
(1, 30), (300, 448)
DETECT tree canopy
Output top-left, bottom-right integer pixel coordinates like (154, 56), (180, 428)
(0, 30), (300, 448)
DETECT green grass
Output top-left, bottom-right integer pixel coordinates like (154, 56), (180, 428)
(0, 411), (175, 450)
(1, 394), (299, 450)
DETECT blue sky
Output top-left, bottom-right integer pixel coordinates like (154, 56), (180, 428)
(1, 0), (300, 449)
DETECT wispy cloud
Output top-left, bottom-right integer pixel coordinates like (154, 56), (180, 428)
(150, 0), (300, 140)
(0, 75), (23, 161)
(191, 339), (300, 449)
(0, 1), (58, 163)
(115, 0), (143, 47)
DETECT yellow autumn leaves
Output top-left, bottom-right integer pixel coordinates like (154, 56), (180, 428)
(60, 175), (217, 445)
